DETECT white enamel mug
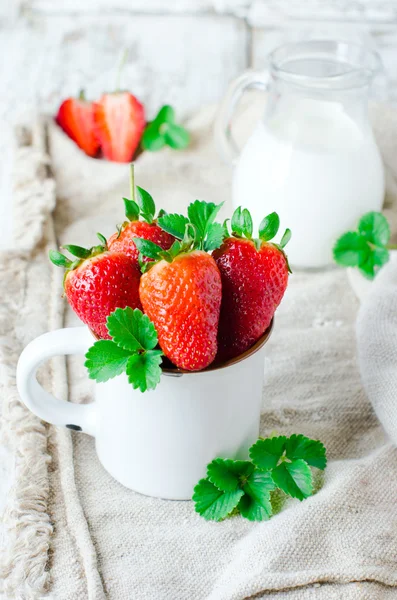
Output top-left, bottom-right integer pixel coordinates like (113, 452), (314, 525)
(16, 323), (272, 500)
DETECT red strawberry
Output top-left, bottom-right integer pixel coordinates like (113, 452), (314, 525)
(108, 221), (174, 262)
(108, 183), (174, 261)
(56, 91), (99, 158)
(139, 249), (222, 371)
(49, 235), (142, 339)
(94, 92), (145, 162)
(213, 209), (290, 361)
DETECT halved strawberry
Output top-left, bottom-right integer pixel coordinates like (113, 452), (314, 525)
(56, 91), (99, 158)
(94, 92), (145, 162)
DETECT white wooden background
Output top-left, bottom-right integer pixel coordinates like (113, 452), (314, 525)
(1, 0), (397, 554)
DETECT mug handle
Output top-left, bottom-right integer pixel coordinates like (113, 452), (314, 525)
(214, 69), (269, 166)
(16, 327), (97, 436)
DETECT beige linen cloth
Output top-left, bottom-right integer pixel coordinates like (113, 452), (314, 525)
(1, 99), (397, 600)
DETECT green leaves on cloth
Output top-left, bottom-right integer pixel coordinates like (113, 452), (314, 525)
(333, 211), (391, 279)
(193, 434), (327, 522)
(85, 307), (163, 392)
(142, 104), (190, 152)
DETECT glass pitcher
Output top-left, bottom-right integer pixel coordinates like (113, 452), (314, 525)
(215, 40), (385, 268)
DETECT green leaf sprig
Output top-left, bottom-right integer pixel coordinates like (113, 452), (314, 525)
(193, 434), (326, 522)
(85, 307), (163, 392)
(142, 105), (190, 152)
(135, 200), (225, 268)
(333, 211), (397, 280)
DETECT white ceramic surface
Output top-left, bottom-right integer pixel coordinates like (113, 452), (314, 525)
(215, 40), (385, 269)
(16, 326), (270, 500)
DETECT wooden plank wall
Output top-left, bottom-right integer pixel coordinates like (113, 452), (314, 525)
(1, 0), (397, 125)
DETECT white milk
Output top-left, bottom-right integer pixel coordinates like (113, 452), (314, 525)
(233, 97), (384, 268)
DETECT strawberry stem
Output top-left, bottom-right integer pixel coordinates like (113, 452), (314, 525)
(129, 162), (136, 203)
(115, 48), (128, 92)
(78, 89), (86, 101)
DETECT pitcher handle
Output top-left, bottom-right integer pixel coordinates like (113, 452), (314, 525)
(16, 327), (97, 436)
(214, 69), (269, 166)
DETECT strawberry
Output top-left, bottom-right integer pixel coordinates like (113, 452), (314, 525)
(107, 183), (174, 261)
(56, 91), (99, 158)
(49, 234), (142, 339)
(94, 92), (145, 162)
(136, 232), (222, 371)
(213, 208), (291, 361)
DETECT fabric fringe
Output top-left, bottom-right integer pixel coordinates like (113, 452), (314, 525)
(0, 121), (55, 599)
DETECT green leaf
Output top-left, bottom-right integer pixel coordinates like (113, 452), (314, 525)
(204, 222), (225, 252)
(154, 105), (175, 124)
(49, 250), (73, 269)
(192, 478), (244, 521)
(126, 350), (163, 392)
(249, 436), (287, 471)
(240, 470), (275, 521)
(223, 219), (230, 238)
(141, 123), (166, 152)
(372, 246), (390, 267)
(85, 341), (131, 383)
(123, 197), (140, 222)
(188, 200), (223, 246)
(158, 213), (190, 240)
(207, 458), (254, 492)
(61, 245), (91, 259)
(284, 434), (327, 470)
(106, 307), (158, 352)
(133, 238), (163, 260)
(358, 212), (390, 246)
(136, 186), (156, 223)
(97, 232), (107, 246)
(259, 212), (280, 242)
(231, 207), (253, 239)
(164, 124), (190, 150)
(272, 459), (313, 501)
(333, 232), (369, 267)
(238, 493), (272, 521)
(358, 251), (377, 280)
(279, 228), (292, 249)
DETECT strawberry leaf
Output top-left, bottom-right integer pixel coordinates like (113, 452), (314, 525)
(61, 245), (92, 259)
(97, 232), (108, 246)
(333, 232), (369, 267)
(136, 186), (156, 224)
(133, 238), (163, 260)
(284, 434), (327, 470)
(279, 228), (292, 249)
(193, 478), (244, 521)
(204, 222), (225, 252)
(164, 124), (190, 150)
(126, 350), (163, 392)
(240, 470), (275, 521)
(358, 211), (390, 246)
(49, 250), (73, 269)
(271, 459), (313, 501)
(141, 123), (166, 152)
(106, 307), (158, 352)
(123, 197), (140, 222)
(259, 212), (280, 242)
(188, 200), (223, 249)
(231, 207), (253, 239)
(249, 436), (287, 471)
(158, 213), (190, 240)
(154, 104), (175, 124)
(85, 341), (131, 383)
(238, 493), (271, 521)
(207, 459), (254, 492)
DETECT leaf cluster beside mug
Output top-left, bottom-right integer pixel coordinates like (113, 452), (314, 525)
(193, 434), (327, 522)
